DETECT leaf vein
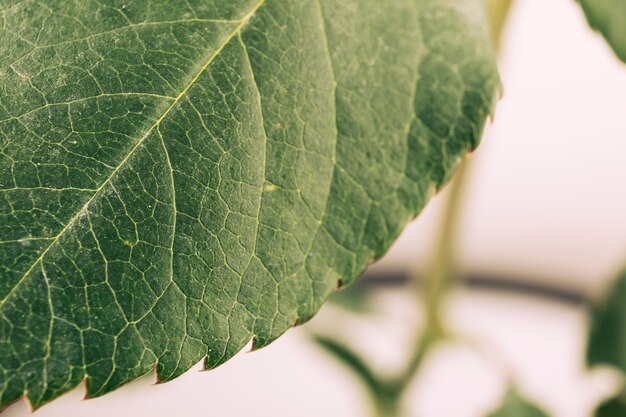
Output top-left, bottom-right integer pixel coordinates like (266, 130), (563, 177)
(0, 0), (267, 308)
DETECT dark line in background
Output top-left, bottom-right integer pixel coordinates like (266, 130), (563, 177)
(464, 273), (589, 306)
(355, 270), (590, 306)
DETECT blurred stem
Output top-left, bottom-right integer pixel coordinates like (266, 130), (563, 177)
(491, 0), (514, 49)
(424, 159), (470, 333)
(374, 387), (402, 417)
(397, 0), (515, 406)
(398, 153), (472, 395)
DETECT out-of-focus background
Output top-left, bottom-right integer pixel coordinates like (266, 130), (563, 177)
(7, 0), (626, 416)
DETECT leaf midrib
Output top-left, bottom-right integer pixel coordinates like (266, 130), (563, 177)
(0, 0), (266, 307)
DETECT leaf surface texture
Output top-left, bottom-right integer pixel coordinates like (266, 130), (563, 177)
(0, 0), (499, 408)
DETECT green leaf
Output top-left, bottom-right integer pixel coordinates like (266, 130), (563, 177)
(579, 0), (626, 62)
(595, 396), (626, 417)
(313, 334), (402, 416)
(588, 269), (626, 371)
(0, 0), (499, 409)
(327, 281), (376, 314)
(487, 391), (551, 417)
(313, 334), (385, 397)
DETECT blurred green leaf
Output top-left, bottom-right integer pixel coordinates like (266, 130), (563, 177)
(487, 391), (550, 417)
(588, 270), (626, 372)
(313, 334), (383, 395)
(579, 0), (626, 62)
(595, 396), (626, 417)
(313, 334), (402, 417)
(327, 285), (377, 314)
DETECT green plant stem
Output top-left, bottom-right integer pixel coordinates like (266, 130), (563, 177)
(397, 148), (472, 398)
(424, 159), (470, 330)
(491, 0), (514, 49)
(391, 0), (515, 412)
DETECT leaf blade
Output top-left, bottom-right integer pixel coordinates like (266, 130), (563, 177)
(579, 0), (626, 62)
(0, 0), (499, 408)
(595, 396), (626, 417)
(588, 269), (626, 372)
(487, 391), (551, 417)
